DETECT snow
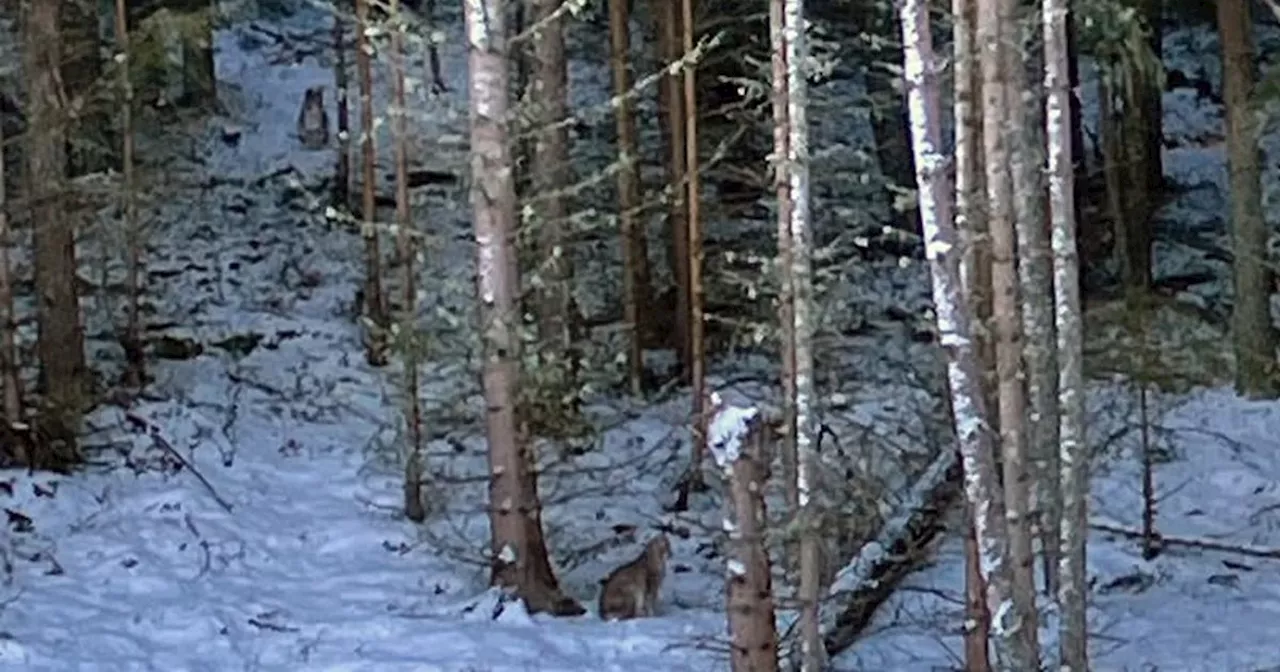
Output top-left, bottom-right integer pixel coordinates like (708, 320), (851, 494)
(0, 3), (1276, 671)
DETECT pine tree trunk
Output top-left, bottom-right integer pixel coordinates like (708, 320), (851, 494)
(654, 0), (691, 377)
(608, 0), (653, 397)
(682, 0), (708, 495)
(464, 0), (583, 617)
(390, 0), (425, 524)
(532, 0), (576, 406)
(952, 0), (992, 665)
(356, 0), (389, 367)
(770, 0), (798, 515)
(1218, 0), (1277, 399)
(898, 0), (1016, 668)
(26, 0), (86, 467)
(0, 90), (19, 431)
(333, 4), (351, 210)
(115, 0), (146, 392)
(1045, 0), (1089, 666)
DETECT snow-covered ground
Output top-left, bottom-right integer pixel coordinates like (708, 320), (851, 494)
(0, 3), (1277, 671)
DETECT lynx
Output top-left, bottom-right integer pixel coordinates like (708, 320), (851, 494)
(296, 86), (330, 150)
(598, 534), (670, 620)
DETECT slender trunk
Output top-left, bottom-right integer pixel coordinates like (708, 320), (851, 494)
(356, 0), (389, 366)
(608, 0), (652, 397)
(771, 0), (798, 514)
(899, 1), (1015, 669)
(0, 94), (19, 429)
(334, 4), (351, 209)
(1219, 0), (1277, 398)
(390, 0), (426, 523)
(464, 0), (583, 617)
(983, 0), (1040, 662)
(656, 0), (690, 377)
(532, 0), (576, 407)
(780, 0), (822, 667)
(682, 0), (707, 494)
(1046, 0), (1089, 665)
(953, 0), (991, 665)
(115, 0), (145, 391)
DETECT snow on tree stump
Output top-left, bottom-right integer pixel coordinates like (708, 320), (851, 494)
(708, 393), (780, 672)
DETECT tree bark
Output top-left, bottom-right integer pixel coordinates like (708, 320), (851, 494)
(26, 0), (87, 466)
(0, 84), (20, 433)
(708, 401), (779, 672)
(654, 0), (691, 376)
(464, 0), (583, 617)
(356, 0), (389, 366)
(1218, 0), (1277, 399)
(1045, 0), (1090, 666)
(532, 0), (577, 406)
(682, 0), (708, 496)
(608, 0), (653, 397)
(898, 0), (1017, 668)
(115, 0), (146, 392)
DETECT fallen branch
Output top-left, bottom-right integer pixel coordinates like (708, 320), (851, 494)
(819, 447), (961, 657)
(1091, 521), (1280, 560)
(124, 411), (234, 514)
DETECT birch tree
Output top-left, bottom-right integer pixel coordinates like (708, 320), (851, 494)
(1045, 0), (1089, 666)
(1218, 0), (1277, 399)
(464, 0), (582, 617)
(898, 0), (1017, 667)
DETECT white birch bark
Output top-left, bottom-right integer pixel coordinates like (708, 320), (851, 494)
(783, 1), (822, 669)
(898, 1), (1016, 668)
(1045, 0), (1089, 667)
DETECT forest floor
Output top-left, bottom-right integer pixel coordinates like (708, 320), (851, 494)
(0, 4), (1278, 671)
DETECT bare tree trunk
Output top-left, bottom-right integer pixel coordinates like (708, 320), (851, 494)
(61, 0), (104, 176)
(709, 400), (779, 672)
(26, 0), (86, 468)
(0, 96), (19, 430)
(1219, 0), (1277, 399)
(770, 0), (799, 514)
(114, 0), (146, 391)
(464, 0), (583, 617)
(682, 0), (708, 495)
(389, 0), (425, 524)
(356, 0), (389, 367)
(532, 0), (577, 408)
(898, 0), (1017, 669)
(333, 3), (352, 210)
(655, 0), (690, 376)
(778, 0), (822, 667)
(1008, 0), (1061, 603)
(1045, 0), (1089, 666)
(953, 0), (992, 666)
(608, 0), (653, 397)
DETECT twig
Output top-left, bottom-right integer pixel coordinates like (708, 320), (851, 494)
(124, 411), (234, 514)
(1091, 521), (1280, 560)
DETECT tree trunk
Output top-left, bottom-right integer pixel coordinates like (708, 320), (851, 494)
(0, 89), (20, 433)
(1218, 0), (1277, 399)
(114, 0), (146, 392)
(952, 0), (992, 666)
(770, 0), (799, 515)
(356, 0), (389, 367)
(62, 0), (106, 176)
(26, 0), (87, 468)
(390, 0), (425, 524)
(333, 5), (351, 210)
(531, 0), (577, 409)
(982, 0), (1039, 655)
(709, 401), (779, 672)
(1009, 0), (1062, 601)
(780, 0), (821, 667)
(898, 0), (1016, 668)
(654, 0), (691, 376)
(1046, 0), (1090, 665)
(607, 0), (653, 397)
(463, 0), (583, 617)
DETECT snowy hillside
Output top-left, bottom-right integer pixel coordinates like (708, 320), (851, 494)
(0, 3), (1277, 672)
